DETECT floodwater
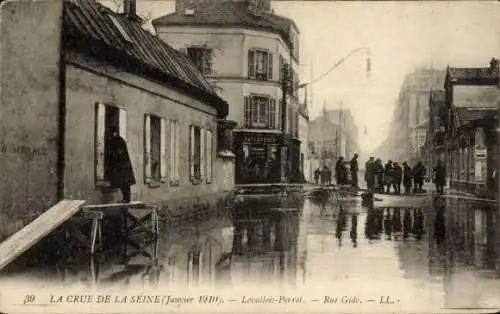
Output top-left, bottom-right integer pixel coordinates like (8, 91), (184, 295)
(1, 192), (500, 312)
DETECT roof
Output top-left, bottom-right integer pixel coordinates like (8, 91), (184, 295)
(455, 107), (497, 127)
(152, 0), (298, 50)
(63, 0), (228, 117)
(448, 67), (498, 80)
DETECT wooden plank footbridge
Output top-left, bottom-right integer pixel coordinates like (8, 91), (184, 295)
(0, 200), (161, 286)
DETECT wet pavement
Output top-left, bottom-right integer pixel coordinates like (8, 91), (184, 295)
(1, 189), (500, 312)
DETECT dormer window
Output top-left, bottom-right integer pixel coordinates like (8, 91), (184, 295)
(108, 14), (133, 43)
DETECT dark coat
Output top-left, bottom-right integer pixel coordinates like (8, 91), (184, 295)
(335, 160), (348, 184)
(105, 135), (136, 187)
(403, 165), (412, 185)
(412, 164), (426, 181)
(433, 163), (446, 185)
(384, 163), (394, 184)
(350, 157), (359, 173)
(364, 161), (373, 181)
(393, 165), (403, 183)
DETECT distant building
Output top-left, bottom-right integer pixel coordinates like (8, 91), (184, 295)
(153, 0), (303, 184)
(0, 0), (235, 240)
(308, 107), (360, 170)
(385, 68), (446, 165)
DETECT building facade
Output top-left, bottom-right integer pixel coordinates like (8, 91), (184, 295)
(0, 0), (236, 241)
(153, 0), (302, 184)
(441, 59), (499, 198)
(308, 107), (360, 171)
(385, 68), (446, 165)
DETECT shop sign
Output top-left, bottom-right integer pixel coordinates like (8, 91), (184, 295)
(474, 149), (487, 159)
(244, 134), (278, 144)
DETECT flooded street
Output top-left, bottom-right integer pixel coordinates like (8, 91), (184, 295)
(2, 192), (500, 312)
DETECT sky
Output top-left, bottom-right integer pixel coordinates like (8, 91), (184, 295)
(101, 0), (500, 154)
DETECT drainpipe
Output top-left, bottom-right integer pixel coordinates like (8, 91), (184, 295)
(57, 4), (67, 201)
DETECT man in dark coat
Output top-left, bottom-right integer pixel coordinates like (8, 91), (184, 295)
(402, 162), (412, 194)
(314, 168), (321, 184)
(384, 160), (394, 193)
(393, 162), (403, 195)
(433, 159), (446, 194)
(365, 157), (375, 191)
(412, 161), (426, 193)
(105, 126), (136, 203)
(335, 157), (347, 185)
(350, 153), (359, 188)
(374, 159), (384, 193)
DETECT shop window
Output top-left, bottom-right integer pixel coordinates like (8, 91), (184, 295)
(144, 114), (167, 184)
(95, 102), (127, 184)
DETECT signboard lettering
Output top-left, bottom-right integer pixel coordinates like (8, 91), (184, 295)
(244, 135), (277, 144)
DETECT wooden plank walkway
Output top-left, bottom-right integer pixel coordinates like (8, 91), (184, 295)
(0, 199), (86, 271)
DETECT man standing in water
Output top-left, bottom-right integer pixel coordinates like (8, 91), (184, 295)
(350, 153), (359, 189)
(105, 125), (136, 203)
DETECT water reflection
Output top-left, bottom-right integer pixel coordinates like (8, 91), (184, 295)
(2, 192), (500, 310)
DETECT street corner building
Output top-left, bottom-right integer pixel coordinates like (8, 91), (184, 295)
(0, 0), (237, 241)
(439, 59), (500, 199)
(152, 0), (305, 184)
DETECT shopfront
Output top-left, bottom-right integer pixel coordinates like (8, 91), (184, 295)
(234, 132), (301, 184)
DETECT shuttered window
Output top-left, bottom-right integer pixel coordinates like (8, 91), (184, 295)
(206, 130), (213, 183)
(144, 114), (167, 184)
(248, 49), (272, 80)
(169, 120), (180, 182)
(189, 125), (202, 180)
(187, 47), (213, 75)
(95, 102), (127, 184)
(243, 95), (277, 129)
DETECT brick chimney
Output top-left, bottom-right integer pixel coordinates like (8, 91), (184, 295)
(123, 0), (137, 18)
(175, 0), (202, 13)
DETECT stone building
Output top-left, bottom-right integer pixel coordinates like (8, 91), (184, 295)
(152, 0), (303, 184)
(0, 0), (236, 241)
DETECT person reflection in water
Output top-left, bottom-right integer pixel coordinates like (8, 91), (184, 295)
(434, 205), (446, 246)
(335, 207), (347, 247)
(105, 125), (136, 203)
(403, 209), (412, 239)
(350, 214), (358, 248)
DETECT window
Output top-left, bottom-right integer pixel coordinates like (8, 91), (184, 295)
(186, 47), (212, 75)
(206, 130), (213, 183)
(169, 120), (180, 184)
(248, 49), (273, 80)
(187, 249), (201, 286)
(144, 114), (167, 184)
(190, 125), (202, 181)
(243, 95), (277, 129)
(95, 102), (127, 184)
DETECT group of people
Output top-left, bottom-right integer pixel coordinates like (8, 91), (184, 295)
(364, 157), (446, 195)
(313, 153), (360, 188)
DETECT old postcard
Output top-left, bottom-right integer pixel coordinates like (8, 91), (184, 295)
(0, 0), (499, 313)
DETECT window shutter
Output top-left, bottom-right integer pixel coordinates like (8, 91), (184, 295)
(206, 130), (213, 183)
(200, 128), (206, 180)
(190, 125), (195, 177)
(160, 118), (167, 182)
(244, 96), (251, 128)
(95, 102), (106, 181)
(267, 53), (273, 80)
(279, 56), (284, 82)
(118, 108), (127, 140)
(144, 115), (152, 183)
(169, 120), (175, 181)
(269, 98), (276, 129)
(175, 122), (180, 180)
(248, 50), (255, 78)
